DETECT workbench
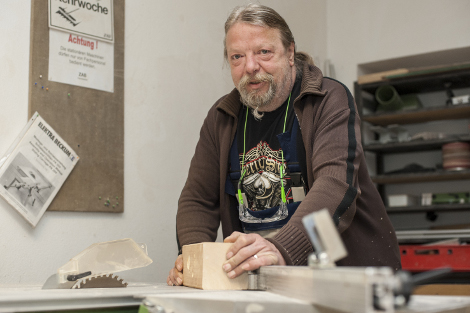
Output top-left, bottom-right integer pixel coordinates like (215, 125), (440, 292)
(1, 283), (470, 313)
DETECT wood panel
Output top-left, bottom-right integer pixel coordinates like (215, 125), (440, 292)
(182, 243), (248, 290)
(28, 0), (124, 212)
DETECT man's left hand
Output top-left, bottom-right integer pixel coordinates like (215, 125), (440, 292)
(222, 231), (286, 278)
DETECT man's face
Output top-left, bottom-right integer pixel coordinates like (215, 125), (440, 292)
(225, 22), (295, 110)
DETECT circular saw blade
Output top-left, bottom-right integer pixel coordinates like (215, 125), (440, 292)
(72, 273), (128, 289)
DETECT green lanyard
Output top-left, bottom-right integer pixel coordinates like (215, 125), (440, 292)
(237, 93), (292, 206)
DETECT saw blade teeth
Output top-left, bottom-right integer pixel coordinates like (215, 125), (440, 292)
(72, 279), (79, 289)
(69, 273), (128, 289)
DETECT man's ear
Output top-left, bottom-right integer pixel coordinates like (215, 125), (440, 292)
(288, 42), (295, 66)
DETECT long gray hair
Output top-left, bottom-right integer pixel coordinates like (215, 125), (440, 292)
(223, 3), (314, 72)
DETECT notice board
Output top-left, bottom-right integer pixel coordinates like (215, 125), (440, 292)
(28, 0), (124, 213)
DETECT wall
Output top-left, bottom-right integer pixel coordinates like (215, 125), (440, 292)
(0, 0), (325, 286)
(326, 0), (470, 91)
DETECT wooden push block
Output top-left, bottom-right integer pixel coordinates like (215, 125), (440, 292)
(182, 242), (248, 290)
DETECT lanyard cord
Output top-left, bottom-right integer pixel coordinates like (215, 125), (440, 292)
(237, 107), (249, 205)
(238, 93), (292, 206)
(280, 93), (292, 203)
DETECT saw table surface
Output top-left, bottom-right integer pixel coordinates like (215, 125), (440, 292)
(1, 283), (470, 313)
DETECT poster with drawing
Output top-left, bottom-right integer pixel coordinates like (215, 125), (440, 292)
(48, 0), (114, 43)
(0, 113), (79, 227)
(48, 0), (114, 92)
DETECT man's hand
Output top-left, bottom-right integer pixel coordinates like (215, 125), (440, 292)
(167, 254), (183, 286)
(223, 231), (286, 279)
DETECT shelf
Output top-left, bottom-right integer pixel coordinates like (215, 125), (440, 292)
(359, 68), (470, 95)
(387, 203), (470, 213)
(364, 135), (470, 153)
(371, 169), (470, 184)
(396, 229), (470, 244)
(362, 104), (470, 126)
(356, 63), (470, 226)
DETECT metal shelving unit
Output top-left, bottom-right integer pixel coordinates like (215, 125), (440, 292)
(362, 103), (470, 126)
(386, 203), (470, 214)
(354, 67), (470, 238)
(364, 135), (470, 154)
(371, 169), (470, 184)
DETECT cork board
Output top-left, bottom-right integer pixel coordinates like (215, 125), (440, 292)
(28, 0), (124, 213)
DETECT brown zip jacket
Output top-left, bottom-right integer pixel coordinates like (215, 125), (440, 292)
(177, 62), (401, 270)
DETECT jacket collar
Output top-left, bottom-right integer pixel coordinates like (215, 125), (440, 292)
(296, 61), (327, 103)
(216, 61), (326, 118)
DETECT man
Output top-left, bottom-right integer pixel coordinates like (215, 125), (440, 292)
(167, 3), (401, 286)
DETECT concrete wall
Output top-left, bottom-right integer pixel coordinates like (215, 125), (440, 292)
(0, 0), (325, 286)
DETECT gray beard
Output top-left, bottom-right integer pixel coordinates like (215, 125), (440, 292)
(238, 73), (276, 120)
(237, 62), (293, 121)
(251, 107), (264, 120)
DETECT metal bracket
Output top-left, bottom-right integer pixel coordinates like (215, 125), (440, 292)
(301, 209), (347, 268)
(247, 269), (266, 291)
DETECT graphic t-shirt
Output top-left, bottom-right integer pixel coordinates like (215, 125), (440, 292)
(236, 78), (301, 212)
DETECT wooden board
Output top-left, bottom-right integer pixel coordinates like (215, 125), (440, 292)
(413, 284), (470, 296)
(182, 243), (248, 290)
(386, 62), (470, 80)
(28, 0), (124, 212)
(357, 63), (470, 85)
(357, 68), (409, 85)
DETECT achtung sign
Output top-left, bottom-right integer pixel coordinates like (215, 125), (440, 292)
(48, 0), (114, 43)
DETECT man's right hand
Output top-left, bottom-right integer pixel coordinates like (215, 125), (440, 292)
(167, 254), (183, 286)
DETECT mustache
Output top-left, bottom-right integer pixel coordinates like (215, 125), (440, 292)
(238, 72), (274, 90)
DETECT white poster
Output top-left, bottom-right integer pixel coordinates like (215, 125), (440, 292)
(49, 0), (114, 43)
(48, 28), (114, 92)
(0, 113), (79, 227)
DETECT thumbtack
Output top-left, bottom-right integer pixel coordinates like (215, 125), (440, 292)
(35, 82), (37, 86)
(68, 93), (71, 97)
(46, 87), (49, 91)
(42, 86), (44, 89)
(39, 75), (42, 79)
(99, 196), (101, 200)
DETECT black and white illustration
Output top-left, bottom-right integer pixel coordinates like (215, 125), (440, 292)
(0, 113), (79, 226)
(48, 0), (114, 42)
(2, 152), (55, 217)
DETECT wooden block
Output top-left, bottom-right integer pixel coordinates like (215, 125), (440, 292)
(182, 242), (248, 290)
